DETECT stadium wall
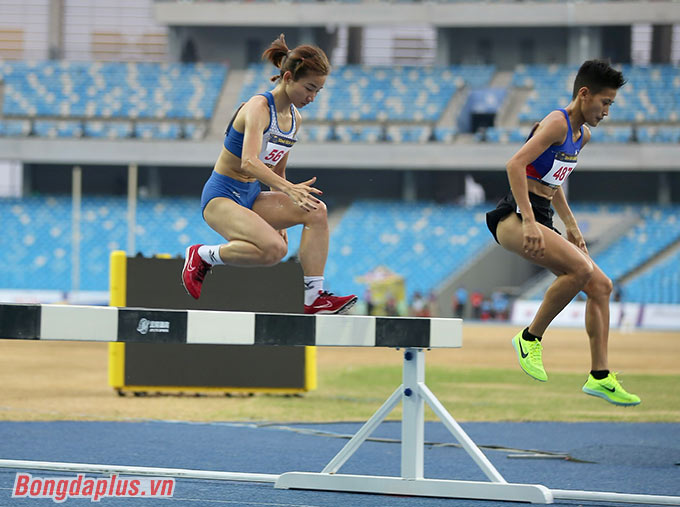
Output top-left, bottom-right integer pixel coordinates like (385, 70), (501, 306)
(3, 138), (680, 172)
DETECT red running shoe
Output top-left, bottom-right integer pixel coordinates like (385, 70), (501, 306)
(304, 290), (358, 315)
(182, 244), (211, 299)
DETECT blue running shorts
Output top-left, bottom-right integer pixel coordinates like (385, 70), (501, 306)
(200, 171), (262, 216)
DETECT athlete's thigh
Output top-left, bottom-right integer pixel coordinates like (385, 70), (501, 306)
(203, 197), (279, 244)
(496, 213), (591, 276)
(251, 191), (311, 230)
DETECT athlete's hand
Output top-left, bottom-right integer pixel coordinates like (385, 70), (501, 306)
(285, 177), (323, 212)
(277, 229), (288, 245)
(567, 226), (588, 255)
(522, 220), (545, 258)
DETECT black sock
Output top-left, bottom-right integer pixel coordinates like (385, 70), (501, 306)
(590, 369), (610, 380)
(522, 327), (542, 342)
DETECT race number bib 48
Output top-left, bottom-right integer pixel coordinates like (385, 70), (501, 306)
(541, 152), (577, 186)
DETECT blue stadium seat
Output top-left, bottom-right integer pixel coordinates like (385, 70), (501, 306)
(297, 124), (332, 142)
(590, 125), (633, 143)
(33, 120), (83, 138)
(0, 196), (302, 291)
(622, 249), (680, 303)
(592, 206), (680, 284)
(432, 126), (457, 143)
(135, 122), (182, 140)
(512, 64), (680, 125)
(238, 64), (494, 123)
(323, 200), (492, 300)
(475, 126), (531, 143)
(335, 125), (382, 143)
(84, 121), (133, 139)
(386, 125), (430, 143)
(0, 61), (227, 122)
(0, 119), (31, 137)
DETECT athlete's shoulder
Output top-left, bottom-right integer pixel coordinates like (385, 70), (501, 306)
(240, 95), (270, 124)
(542, 109), (570, 128)
(533, 110), (569, 144)
(245, 94), (269, 110)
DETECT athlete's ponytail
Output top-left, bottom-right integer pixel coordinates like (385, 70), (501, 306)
(262, 33), (330, 83)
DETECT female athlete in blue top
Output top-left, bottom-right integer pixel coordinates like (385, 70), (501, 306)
(182, 34), (357, 314)
(486, 60), (640, 406)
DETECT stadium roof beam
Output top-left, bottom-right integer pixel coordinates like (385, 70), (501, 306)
(154, 1), (680, 27)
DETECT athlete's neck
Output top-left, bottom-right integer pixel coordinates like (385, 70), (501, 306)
(564, 102), (586, 137)
(270, 87), (292, 114)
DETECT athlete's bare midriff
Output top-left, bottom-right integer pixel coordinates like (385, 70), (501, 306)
(214, 147), (257, 182)
(527, 177), (558, 200)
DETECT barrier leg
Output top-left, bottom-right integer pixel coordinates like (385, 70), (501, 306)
(321, 386), (403, 474)
(276, 348), (554, 503)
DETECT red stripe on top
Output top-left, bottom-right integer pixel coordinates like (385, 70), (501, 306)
(526, 163), (542, 179)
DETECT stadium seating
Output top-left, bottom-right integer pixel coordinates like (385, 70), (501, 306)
(475, 126), (531, 143)
(323, 200), (492, 300)
(0, 196), (302, 291)
(1, 196), (678, 304)
(591, 206), (680, 283)
(0, 197), (493, 297)
(512, 63), (680, 124)
(83, 121), (134, 139)
(0, 61), (227, 140)
(432, 126), (457, 143)
(238, 64), (494, 123)
(0, 119), (31, 136)
(622, 248), (680, 303)
(335, 124), (382, 143)
(3, 61), (680, 144)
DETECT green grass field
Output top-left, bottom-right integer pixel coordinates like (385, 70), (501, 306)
(1, 338), (677, 423)
(203, 365), (680, 423)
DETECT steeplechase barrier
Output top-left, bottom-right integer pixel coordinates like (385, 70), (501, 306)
(0, 303), (678, 505)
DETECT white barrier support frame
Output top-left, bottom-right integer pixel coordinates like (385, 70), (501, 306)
(275, 348), (680, 504)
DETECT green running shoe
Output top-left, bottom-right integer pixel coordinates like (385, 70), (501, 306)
(511, 331), (547, 382)
(582, 372), (641, 406)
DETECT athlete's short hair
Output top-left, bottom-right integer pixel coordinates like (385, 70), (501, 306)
(572, 59), (626, 99)
(262, 33), (330, 83)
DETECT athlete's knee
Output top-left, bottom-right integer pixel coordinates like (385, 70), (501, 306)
(305, 200), (328, 226)
(584, 272), (613, 298)
(260, 237), (287, 265)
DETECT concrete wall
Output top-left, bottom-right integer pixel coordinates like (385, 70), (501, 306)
(154, 1), (680, 29)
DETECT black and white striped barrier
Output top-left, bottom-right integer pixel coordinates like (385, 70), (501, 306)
(0, 303), (678, 505)
(0, 303), (460, 348)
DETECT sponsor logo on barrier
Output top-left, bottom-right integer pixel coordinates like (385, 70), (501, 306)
(12, 473), (174, 503)
(136, 318), (170, 335)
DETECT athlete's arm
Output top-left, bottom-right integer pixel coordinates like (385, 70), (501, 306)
(553, 187), (587, 254)
(505, 111), (568, 257)
(241, 98), (321, 211)
(552, 123), (590, 254)
(272, 109), (302, 180)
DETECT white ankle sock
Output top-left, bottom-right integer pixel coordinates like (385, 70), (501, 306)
(197, 245), (224, 266)
(304, 276), (324, 305)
